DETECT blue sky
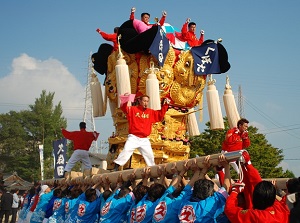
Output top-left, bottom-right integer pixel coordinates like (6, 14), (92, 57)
(1, 1), (300, 176)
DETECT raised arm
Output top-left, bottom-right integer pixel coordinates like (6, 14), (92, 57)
(96, 29), (117, 41)
(181, 18), (190, 38)
(177, 161), (189, 186)
(151, 98), (170, 122)
(156, 164), (168, 187)
(218, 154), (231, 192)
(130, 7), (135, 20)
(241, 130), (251, 148)
(201, 155), (222, 191)
(187, 158), (202, 187)
(61, 128), (74, 140)
(127, 170), (138, 189)
(120, 93), (132, 114)
(159, 10), (167, 26)
(115, 173), (124, 192)
(198, 29), (204, 45)
(141, 167), (151, 186)
(103, 176), (111, 192)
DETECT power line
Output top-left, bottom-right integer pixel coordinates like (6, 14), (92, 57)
(260, 124), (300, 132)
(262, 126), (300, 134)
(282, 146), (300, 151)
(243, 97), (300, 140)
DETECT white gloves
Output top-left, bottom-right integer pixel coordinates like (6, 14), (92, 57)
(186, 18), (191, 23)
(200, 30), (205, 35)
(164, 98), (171, 104)
(162, 10), (167, 16)
(131, 7), (136, 13)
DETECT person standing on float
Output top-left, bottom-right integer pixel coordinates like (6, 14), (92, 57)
(62, 122), (99, 179)
(180, 18), (205, 47)
(113, 94), (169, 171)
(129, 7), (167, 26)
(96, 27), (119, 52)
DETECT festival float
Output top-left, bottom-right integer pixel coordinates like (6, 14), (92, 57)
(39, 11), (248, 189)
(40, 10), (291, 204)
(90, 13), (235, 172)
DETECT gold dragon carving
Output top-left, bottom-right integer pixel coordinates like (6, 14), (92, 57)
(170, 50), (206, 107)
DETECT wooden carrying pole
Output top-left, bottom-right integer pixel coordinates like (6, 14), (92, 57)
(41, 151), (243, 186)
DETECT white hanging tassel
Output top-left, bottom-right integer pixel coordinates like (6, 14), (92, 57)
(206, 74), (224, 130)
(90, 73), (105, 117)
(187, 108), (200, 136)
(145, 61), (161, 110)
(115, 37), (131, 108)
(223, 75), (240, 129)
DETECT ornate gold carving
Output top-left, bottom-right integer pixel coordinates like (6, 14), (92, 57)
(157, 48), (175, 97)
(170, 50), (206, 107)
(105, 48), (206, 170)
(106, 52), (118, 102)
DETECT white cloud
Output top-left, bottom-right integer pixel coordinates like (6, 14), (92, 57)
(279, 160), (300, 176)
(278, 161), (289, 171)
(0, 54), (85, 119)
(0, 54), (114, 146)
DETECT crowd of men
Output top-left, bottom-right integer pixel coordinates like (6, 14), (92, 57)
(0, 152), (298, 223)
(1, 108), (295, 223)
(0, 186), (21, 223)
(96, 6), (205, 51)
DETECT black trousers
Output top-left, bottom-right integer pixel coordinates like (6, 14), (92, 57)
(10, 208), (18, 223)
(0, 210), (12, 223)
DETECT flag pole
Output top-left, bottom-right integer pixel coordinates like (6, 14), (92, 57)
(39, 144), (44, 180)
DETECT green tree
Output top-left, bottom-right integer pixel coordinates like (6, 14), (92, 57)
(0, 90), (67, 181)
(190, 118), (295, 178)
(27, 90), (67, 180)
(0, 111), (33, 179)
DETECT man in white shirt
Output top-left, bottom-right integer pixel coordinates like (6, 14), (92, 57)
(11, 189), (20, 223)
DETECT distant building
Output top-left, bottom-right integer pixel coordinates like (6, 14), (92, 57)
(2, 172), (33, 192)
